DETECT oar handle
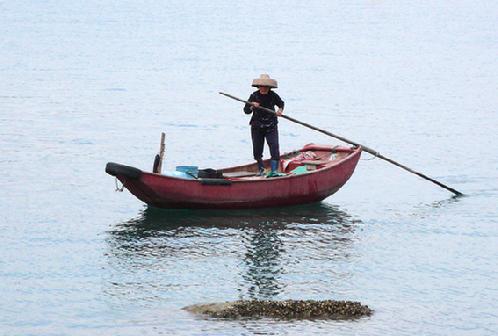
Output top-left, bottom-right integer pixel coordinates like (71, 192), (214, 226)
(219, 92), (276, 113)
(219, 91), (463, 196)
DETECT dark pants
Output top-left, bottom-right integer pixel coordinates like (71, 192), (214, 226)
(251, 126), (280, 161)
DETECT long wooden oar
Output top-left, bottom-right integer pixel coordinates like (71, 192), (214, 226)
(219, 92), (463, 196)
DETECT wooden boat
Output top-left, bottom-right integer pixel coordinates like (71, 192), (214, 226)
(105, 143), (361, 209)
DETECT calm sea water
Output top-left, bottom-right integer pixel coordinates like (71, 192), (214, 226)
(1, 1), (497, 335)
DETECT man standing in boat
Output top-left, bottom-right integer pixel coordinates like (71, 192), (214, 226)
(244, 74), (285, 177)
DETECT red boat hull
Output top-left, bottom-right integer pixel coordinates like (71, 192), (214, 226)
(106, 144), (361, 209)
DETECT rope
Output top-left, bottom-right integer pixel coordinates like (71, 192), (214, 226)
(115, 177), (124, 192)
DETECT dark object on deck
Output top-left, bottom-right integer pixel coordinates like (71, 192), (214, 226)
(198, 168), (224, 179)
(152, 154), (160, 173)
(184, 299), (373, 320)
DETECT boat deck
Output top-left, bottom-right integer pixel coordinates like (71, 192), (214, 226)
(221, 146), (350, 181)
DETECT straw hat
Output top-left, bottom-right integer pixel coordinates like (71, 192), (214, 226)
(252, 74), (278, 88)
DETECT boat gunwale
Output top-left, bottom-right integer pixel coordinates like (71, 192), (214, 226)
(141, 145), (362, 184)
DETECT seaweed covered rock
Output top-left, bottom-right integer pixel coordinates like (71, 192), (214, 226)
(184, 299), (372, 320)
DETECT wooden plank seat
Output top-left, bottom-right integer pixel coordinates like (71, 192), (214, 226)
(298, 159), (331, 166)
(223, 171), (258, 178)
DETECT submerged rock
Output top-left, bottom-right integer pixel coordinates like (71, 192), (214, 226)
(184, 299), (372, 320)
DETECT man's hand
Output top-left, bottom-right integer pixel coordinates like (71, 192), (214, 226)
(251, 102), (260, 108)
(276, 108), (284, 116)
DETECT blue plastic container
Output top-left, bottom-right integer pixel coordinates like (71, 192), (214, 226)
(175, 165), (198, 178)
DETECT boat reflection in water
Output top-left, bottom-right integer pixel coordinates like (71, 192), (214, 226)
(105, 202), (362, 303)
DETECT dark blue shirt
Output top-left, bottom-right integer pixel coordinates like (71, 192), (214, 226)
(243, 90), (285, 128)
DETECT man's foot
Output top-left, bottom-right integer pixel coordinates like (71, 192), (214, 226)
(257, 160), (265, 176)
(267, 159), (282, 177)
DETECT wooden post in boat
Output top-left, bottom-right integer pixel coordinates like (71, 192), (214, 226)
(153, 132), (166, 174)
(158, 132), (165, 173)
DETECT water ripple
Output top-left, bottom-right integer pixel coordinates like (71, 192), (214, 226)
(104, 203), (362, 303)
